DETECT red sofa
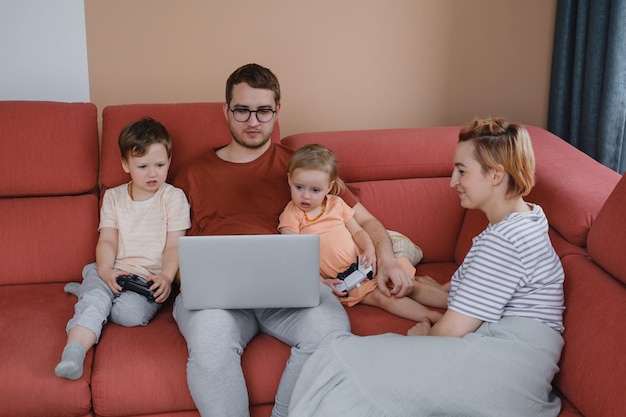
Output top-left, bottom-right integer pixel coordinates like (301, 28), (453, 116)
(1, 101), (624, 417)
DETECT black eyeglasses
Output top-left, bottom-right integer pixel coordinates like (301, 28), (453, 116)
(229, 107), (276, 123)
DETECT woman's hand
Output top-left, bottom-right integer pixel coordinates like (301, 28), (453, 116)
(375, 257), (414, 298)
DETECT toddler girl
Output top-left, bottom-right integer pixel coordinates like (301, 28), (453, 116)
(279, 144), (446, 323)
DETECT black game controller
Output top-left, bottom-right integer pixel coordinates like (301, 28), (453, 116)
(116, 273), (156, 302)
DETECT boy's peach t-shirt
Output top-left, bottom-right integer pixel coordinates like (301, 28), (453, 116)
(99, 182), (191, 278)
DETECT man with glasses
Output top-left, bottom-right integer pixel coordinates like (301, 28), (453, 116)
(173, 63), (412, 417)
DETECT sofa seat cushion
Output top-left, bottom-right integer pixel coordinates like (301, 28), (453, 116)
(90, 301), (293, 416)
(242, 334), (291, 405)
(91, 301), (194, 416)
(587, 173), (626, 285)
(0, 284), (93, 417)
(555, 254), (626, 417)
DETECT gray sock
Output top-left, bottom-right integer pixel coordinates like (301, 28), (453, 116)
(55, 342), (86, 380)
(64, 282), (80, 297)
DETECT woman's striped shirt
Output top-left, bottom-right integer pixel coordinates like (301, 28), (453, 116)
(447, 204), (565, 333)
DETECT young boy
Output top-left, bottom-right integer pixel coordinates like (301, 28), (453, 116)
(55, 117), (190, 380)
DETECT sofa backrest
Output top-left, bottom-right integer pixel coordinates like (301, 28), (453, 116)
(101, 103), (281, 190)
(0, 101), (99, 285)
(587, 173), (626, 284)
(525, 126), (620, 249)
(282, 128), (465, 263)
(554, 174), (626, 417)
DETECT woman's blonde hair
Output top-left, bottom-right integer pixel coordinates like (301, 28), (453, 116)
(287, 144), (345, 195)
(459, 117), (535, 196)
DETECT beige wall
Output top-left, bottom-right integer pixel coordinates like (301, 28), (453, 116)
(86, 0), (556, 137)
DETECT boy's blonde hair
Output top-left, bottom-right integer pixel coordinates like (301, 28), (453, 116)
(288, 144), (345, 195)
(459, 117), (535, 197)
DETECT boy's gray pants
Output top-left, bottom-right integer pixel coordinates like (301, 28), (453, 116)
(66, 262), (160, 342)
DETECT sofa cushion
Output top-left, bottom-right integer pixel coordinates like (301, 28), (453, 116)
(0, 195), (99, 285)
(555, 254), (626, 417)
(282, 127), (459, 182)
(0, 101), (98, 197)
(454, 209), (488, 264)
(587, 173), (626, 285)
(525, 126), (620, 248)
(91, 302), (195, 416)
(101, 103), (281, 190)
(353, 178), (464, 263)
(0, 284), (93, 417)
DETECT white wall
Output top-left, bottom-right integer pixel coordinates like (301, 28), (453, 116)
(0, 0), (89, 102)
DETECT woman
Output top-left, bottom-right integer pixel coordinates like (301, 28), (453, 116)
(288, 118), (565, 417)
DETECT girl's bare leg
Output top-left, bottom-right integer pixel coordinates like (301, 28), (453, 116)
(362, 289), (443, 323)
(410, 280), (449, 309)
(416, 276), (451, 292)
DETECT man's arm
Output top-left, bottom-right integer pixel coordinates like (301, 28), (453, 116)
(345, 217), (375, 267)
(351, 202), (413, 298)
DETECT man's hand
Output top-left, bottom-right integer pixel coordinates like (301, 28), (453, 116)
(351, 202), (414, 298)
(375, 257), (413, 298)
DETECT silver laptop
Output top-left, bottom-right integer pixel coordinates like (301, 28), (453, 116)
(177, 234), (321, 309)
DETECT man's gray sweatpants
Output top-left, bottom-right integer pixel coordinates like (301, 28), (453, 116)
(173, 282), (350, 417)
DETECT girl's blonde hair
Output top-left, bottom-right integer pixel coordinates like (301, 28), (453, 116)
(459, 117), (536, 197)
(287, 144), (345, 195)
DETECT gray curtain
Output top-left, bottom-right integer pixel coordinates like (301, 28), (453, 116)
(548, 0), (626, 174)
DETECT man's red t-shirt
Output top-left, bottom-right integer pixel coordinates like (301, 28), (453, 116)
(174, 143), (358, 236)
